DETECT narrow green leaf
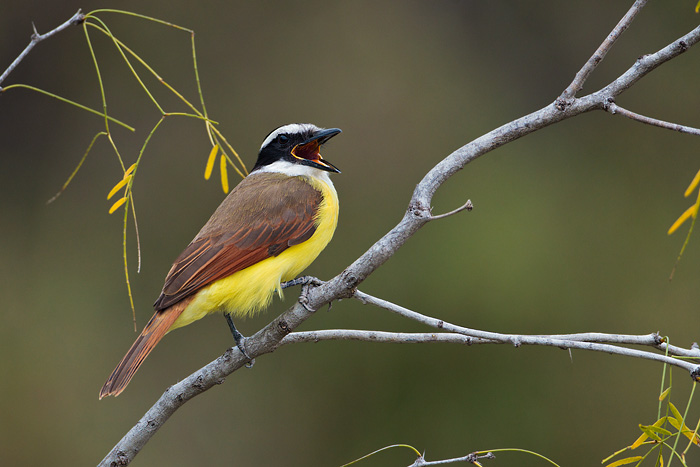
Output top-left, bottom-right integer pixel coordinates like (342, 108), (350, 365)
(639, 425), (663, 442)
(669, 402), (684, 425)
(640, 424), (673, 437)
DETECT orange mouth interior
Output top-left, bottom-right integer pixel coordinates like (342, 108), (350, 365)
(291, 140), (322, 162)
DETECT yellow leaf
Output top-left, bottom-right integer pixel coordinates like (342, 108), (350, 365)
(204, 144), (218, 180)
(659, 387), (671, 401)
(108, 196), (127, 214)
(696, 0), (700, 14)
(107, 177), (130, 200)
(668, 205), (696, 235)
(630, 431), (648, 449)
(606, 456), (644, 467)
(123, 162), (137, 179)
(685, 168), (700, 197)
(220, 154), (229, 193)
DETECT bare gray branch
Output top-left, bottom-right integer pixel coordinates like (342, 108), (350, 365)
(0, 10), (84, 89)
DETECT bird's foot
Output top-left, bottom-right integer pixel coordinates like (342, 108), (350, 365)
(280, 275), (323, 289)
(281, 276), (325, 312)
(225, 314), (255, 368)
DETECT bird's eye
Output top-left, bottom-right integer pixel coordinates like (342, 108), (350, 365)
(277, 134), (289, 145)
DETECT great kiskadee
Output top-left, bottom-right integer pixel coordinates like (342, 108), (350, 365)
(99, 123), (341, 398)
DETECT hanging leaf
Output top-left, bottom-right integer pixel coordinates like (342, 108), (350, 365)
(220, 153), (229, 193)
(668, 205), (696, 235)
(107, 176), (130, 200)
(204, 144), (218, 180)
(606, 456), (644, 467)
(109, 196), (128, 214)
(123, 162), (137, 178)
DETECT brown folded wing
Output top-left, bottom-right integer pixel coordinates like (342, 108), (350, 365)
(153, 173), (321, 311)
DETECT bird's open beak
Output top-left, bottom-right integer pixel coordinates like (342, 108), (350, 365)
(291, 128), (342, 173)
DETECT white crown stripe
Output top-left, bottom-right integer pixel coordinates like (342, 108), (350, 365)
(260, 123), (322, 150)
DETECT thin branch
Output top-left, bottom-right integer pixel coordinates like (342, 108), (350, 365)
(606, 102), (700, 136)
(98, 11), (700, 467)
(353, 290), (700, 360)
(559, 0), (648, 101)
(0, 10), (84, 88)
(282, 326), (700, 373)
(281, 329), (490, 346)
(430, 199), (473, 220)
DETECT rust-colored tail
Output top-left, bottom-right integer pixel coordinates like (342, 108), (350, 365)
(99, 298), (192, 399)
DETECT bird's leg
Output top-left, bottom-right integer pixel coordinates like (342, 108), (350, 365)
(280, 276), (325, 312)
(224, 313), (254, 367)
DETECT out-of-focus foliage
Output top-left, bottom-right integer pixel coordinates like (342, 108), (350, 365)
(1, 1), (699, 466)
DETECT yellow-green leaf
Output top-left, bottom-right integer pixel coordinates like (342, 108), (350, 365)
(630, 431), (648, 450)
(606, 456), (644, 467)
(687, 429), (700, 446)
(220, 154), (229, 193)
(668, 402), (684, 425)
(124, 162), (137, 179)
(107, 177), (130, 200)
(696, 0), (700, 14)
(667, 417), (700, 445)
(109, 196), (127, 214)
(204, 144), (218, 180)
(639, 425), (662, 442)
(668, 205), (696, 235)
(658, 387), (671, 401)
(640, 424), (673, 437)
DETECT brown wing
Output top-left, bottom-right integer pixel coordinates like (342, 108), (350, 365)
(153, 173), (321, 311)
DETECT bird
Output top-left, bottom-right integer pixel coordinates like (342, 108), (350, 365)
(99, 123), (341, 398)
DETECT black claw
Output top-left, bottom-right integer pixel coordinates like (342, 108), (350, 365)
(225, 314), (253, 364)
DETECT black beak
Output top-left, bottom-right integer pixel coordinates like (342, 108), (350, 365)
(301, 128), (342, 146)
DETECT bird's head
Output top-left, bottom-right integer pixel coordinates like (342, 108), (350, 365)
(253, 123), (341, 174)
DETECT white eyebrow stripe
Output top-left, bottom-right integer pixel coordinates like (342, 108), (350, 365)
(259, 123), (321, 150)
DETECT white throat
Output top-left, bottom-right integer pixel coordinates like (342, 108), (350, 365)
(252, 160), (335, 188)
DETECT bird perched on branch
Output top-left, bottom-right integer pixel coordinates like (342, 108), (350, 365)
(100, 123), (341, 398)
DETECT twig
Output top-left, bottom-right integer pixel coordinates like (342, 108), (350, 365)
(0, 10), (84, 89)
(606, 102), (700, 136)
(558, 0), (648, 101)
(430, 199), (473, 220)
(410, 452), (496, 466)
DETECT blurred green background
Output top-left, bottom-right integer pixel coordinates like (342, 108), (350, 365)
(2, 1), (699, 466)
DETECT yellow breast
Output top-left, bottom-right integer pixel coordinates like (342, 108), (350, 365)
(169, 175), (338, 331)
